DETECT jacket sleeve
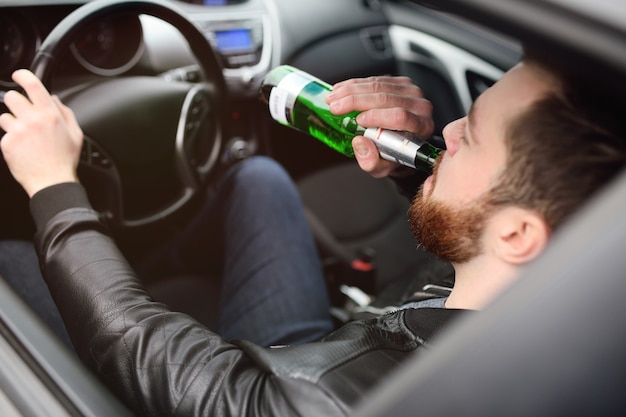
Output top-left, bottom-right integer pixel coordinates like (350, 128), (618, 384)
(30, 184), (344, 417)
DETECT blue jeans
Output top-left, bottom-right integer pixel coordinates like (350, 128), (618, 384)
(144, 156), (334, 346)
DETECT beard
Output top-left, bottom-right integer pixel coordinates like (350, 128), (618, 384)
(409, 160), (493, 264)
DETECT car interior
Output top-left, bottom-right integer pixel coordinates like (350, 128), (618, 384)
(0, 0), (625, 415)
(0, 0), (520, 322)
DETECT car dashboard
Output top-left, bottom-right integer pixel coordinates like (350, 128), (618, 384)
(1, 0), (274, 97)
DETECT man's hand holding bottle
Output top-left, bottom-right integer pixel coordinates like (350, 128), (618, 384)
(326, 76), (434, 178)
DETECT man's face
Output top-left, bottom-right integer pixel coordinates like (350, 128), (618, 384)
(409, 62), (552, 264)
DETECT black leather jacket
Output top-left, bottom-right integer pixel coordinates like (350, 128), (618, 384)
(31, 183), (464, 417)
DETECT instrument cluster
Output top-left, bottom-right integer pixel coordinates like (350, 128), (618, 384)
(0, 11), (39, 87)
(69, 13), (145, 77)
(0, 7), (144, 87)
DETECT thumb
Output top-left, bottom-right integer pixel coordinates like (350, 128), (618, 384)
(352, 136), (402, 178)
(353, 136), (382, 177)
(353, 135), (374, 158)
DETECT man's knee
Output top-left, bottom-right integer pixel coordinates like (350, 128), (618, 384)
(230, 156), (296, 196)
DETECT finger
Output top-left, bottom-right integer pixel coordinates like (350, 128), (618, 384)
(333, 75), (415, 91)
(330, 93), (408, 115)
(356, 105), (434, 137)
(2, 89), (34, 117)
(329, 89), (428, 117)
(352, 136), (397, 178)
(0, 112), (17, 133)
(330, 80), (423, 105)
(12, 69), (55, 109)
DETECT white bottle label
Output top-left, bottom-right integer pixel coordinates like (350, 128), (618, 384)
(269, 72), (311, 125)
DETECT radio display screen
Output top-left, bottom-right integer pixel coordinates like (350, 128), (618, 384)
(215, 28), (253, 52)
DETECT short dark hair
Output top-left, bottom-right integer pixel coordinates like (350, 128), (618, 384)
(487, 50), (626, 231)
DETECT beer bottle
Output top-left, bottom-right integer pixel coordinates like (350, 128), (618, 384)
(259, 65), (441, 172)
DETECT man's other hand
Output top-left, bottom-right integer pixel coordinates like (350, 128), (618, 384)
(0, 69), (83, 197)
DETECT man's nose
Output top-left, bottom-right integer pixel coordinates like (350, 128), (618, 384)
(442, 120), (461, 156)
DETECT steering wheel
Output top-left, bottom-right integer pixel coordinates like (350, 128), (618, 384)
(31, 0), (226, 228)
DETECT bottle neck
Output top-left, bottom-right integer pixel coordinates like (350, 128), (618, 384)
(341, 115), (366, 135)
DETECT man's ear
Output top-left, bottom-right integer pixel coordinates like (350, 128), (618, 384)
(490, 207), (551, 265)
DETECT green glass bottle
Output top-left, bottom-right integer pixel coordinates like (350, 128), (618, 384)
(259, 65), (441, 172)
